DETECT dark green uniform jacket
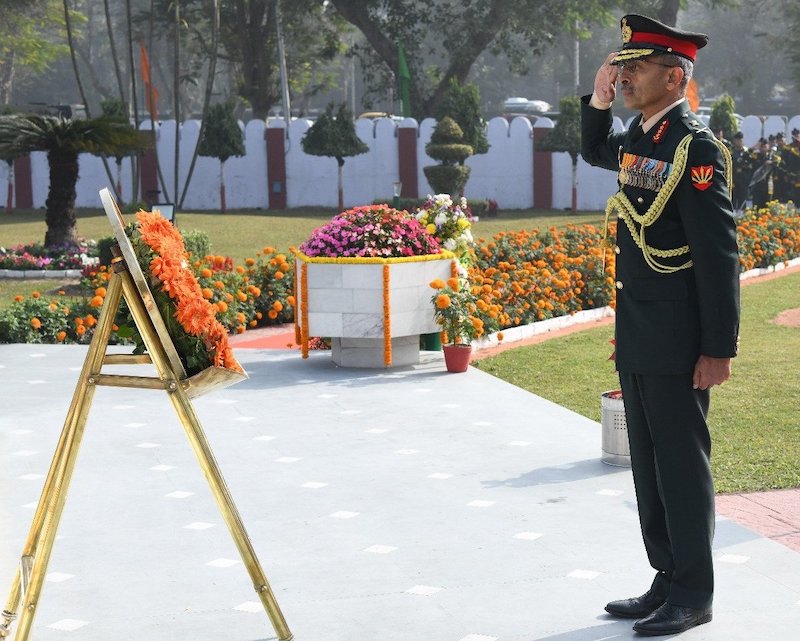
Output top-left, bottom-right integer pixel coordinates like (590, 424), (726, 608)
(581, 97), (740, 374)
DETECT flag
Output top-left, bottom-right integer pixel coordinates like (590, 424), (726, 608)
(139, 40), (159, 121)
(397, 44), (411, 118)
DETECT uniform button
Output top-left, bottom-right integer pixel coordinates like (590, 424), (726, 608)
(615, 281), (623, 290)
(637, 197), (644, 203)
(614, 245), (621, 254)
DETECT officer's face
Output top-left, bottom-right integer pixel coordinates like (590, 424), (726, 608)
(617, 57), (681, 119)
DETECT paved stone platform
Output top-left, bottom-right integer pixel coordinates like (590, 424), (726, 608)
(1, 344), (799, 640)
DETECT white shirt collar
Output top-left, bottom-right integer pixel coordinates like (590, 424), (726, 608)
(640, 98), (686, 133)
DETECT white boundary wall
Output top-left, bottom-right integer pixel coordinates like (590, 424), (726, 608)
(11, 113), (800, 212)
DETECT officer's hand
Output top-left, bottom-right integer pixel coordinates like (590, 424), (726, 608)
(693, 355), (732, 390)
(593, 52), (619, 104)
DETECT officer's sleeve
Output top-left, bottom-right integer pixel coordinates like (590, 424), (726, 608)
(678, 135), (740, 358)
(580, 95), (626, 172)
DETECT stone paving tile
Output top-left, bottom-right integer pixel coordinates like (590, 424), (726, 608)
(716, 490), (800, 551)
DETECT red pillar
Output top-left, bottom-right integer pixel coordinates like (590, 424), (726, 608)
(398, 125), (418, 199)
(14, 156), (33, 209)
(533, 127), (553, 210)
(140, 131), (159, 205)
(266, 127), (287, 209)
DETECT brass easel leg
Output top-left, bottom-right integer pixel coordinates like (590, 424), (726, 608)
(2, 274), (124, 641)
(119, 273), (293, 640)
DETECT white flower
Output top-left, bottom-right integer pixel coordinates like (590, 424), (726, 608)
(434, 212), (447, 226)
(444, 238), (457, 251)
(433, 193), (452, 208)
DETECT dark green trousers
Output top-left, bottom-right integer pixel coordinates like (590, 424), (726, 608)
(619, 371), (715, 609)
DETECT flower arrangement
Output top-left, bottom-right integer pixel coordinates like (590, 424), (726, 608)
(191, 247), (294, 335)
(0, 240), (99, 270)
(469, 223), (617, 331)
(735, 200), (800, 271)
(0, 288), (111, 344)
(298, 204), (441, 258)
(413, 194), (475, 264)
(429, 276), (484, 345)
(125, 210), (242, 376)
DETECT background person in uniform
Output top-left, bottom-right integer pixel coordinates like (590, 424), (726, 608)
(581, 14), (740, 637)
(730, 131), (753, 211)
(778, 128), (800, 203)
(749, 137), (776, 207)
(773, 131), (790, 201)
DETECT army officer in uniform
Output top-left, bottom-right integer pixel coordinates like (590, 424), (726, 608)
(581, 14), (740, 636)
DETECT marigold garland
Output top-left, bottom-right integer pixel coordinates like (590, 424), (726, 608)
(293, 261), (301, 346)
(292, 249), (455, 265)
(132, 211), (242, 375)
(382, 264), (391, 366)
(300, 262), (309, 359)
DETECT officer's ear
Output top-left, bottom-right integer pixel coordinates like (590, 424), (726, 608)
(666, 65), (685, 91)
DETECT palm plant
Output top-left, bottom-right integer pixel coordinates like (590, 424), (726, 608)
(0, 114), (150, 247)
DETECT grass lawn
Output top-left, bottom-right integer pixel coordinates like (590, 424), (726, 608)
(474, 270), (800, 494)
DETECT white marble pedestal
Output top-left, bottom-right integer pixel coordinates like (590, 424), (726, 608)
(295, 254), (454, 367)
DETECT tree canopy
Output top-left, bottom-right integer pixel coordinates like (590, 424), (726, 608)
(198, 102), (245, 164)
(329, 0), (617, 118)
(301, 103), (368, 166)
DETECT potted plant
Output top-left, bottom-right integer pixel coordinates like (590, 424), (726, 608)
(429, 276), (484, 372)
(293, 204), (457, 368)
(412, 193), (477, 351)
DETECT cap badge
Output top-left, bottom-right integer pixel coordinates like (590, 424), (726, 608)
(621, 18), (632, 43)
(690, 165), (714, 191)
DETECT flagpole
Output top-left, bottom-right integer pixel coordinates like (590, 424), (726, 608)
(275, 0), (292, 137)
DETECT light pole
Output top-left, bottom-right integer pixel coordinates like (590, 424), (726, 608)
(392, 181), (402, 208)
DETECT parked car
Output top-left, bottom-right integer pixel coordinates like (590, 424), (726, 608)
(502, 97), (552, 115)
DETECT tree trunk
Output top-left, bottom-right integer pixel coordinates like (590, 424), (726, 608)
(337, 160), (344, 212)
(103, 0), (127, 101)
(572, 160), (578, 212)
(116, 160), (124, 206)
(5, 161), (13, 214)
(0, 52), (16, 105)
(44, 148), (80, 248)
(220, 160), (226, 213)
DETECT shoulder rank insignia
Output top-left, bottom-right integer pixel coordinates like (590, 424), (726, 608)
(690, 164), (713, 191)
(652, 119), (669, 144)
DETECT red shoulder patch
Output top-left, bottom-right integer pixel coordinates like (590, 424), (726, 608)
(652, 119), (669, 144)
(690, 164), (713, 191)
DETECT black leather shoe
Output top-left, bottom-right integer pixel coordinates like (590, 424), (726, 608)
(605, 587), (666, 619)
(633, 603), (712, 636)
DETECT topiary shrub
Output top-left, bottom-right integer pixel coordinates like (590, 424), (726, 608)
(708, 94), (739, 141)
(181, 229), (212, 259)
(424, 117), (473, 197)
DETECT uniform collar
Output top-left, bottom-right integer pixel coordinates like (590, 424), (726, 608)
(640, 97), (687, 133)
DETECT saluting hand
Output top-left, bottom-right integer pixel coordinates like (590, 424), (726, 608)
(593, 52), (619, 104)
(693, 355), (732, 390)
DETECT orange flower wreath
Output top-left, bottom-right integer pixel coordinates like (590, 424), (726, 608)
(129, 211), (242, 375)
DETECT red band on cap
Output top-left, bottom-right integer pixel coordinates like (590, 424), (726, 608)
(630, 31), (697, 61)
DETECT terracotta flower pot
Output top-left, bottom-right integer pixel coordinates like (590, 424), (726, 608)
(442, 343), (472, 373)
